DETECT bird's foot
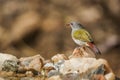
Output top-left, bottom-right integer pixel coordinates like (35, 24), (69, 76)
(76, 46), (85, 48)
(75, 46), (87, 51)
(76, 46), (81, 49)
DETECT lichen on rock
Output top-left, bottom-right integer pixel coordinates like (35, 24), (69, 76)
(2, 60), (18, 72)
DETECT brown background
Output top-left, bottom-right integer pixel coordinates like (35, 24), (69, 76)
(0, 0), (120, 77)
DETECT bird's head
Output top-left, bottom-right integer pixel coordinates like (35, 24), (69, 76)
(66, 21), (83, 30)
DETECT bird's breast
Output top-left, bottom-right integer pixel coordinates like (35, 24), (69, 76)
(71, 32), (86, 46)
(72, 38), (86, 45)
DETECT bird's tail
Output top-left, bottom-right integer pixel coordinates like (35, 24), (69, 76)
(87, 42), (101, 55)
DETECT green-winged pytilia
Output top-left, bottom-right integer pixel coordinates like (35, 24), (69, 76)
(67, 21), (101, 55)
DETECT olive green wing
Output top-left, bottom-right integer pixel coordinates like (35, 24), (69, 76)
(73, 29), (93, 42)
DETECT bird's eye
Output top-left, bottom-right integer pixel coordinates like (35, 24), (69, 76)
(70, 23), (73, 25)
(78, 23), (82, 26)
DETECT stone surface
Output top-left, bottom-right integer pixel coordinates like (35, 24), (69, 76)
(47, 75), (62, 80)
(51, 54), (68, 63)
(43, 60), (64, 77)
(62, 73), (80, 80)
(0, 53), (18, 71)
(0, 71), (15, 77)
(42, 62), (57, 77)
(0, 47), (118, 80)
(1, 77), (42, 80)
(18, 55), (44, 73)
(69, 47), (95, 58)
(2, 60), (18, 72)
(25, 71), (34, 77)
(59, 58), (115, 80)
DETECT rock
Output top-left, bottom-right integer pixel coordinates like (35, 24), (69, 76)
(20, 77), (35, 80)
(62, 73), (80, 80)
(25, 71), (34, 77)
(0, 71), (15, 77)
(93, 74), (106, 80)
(0, 47), (117, 79)
(20, 77), (42, 80)
(16, 73), (26, 77)
(51, 54), (68, 63)
(0, 77), (41, 80)
(59, 57), (115, 80)
(2, 60), (18, 72)
(42, 62), (55, 77)
(105, 73), (115, 80)
(18, 55), (44, 73)
(47, 75), (62, 80)
(54, 60), (64, 71)
(44, 59), (51, 64)
(43, 60), (64, 77)
(47, 70), (60, 78)
(43, 62), (55, 71)
(45, 47), (116, 80)
(43, 55), (65, 77)
(2, 77), (18, 80)
(0, 53), (18, 71)
(69, 47), (95, 58)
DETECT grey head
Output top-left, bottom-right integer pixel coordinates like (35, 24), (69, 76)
(69, 21), (84, 30)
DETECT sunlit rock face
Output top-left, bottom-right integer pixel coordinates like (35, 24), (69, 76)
(47, 47), (115, 80)
(18, 55), (44, 73)
(0, 47), (118, 80)
(0, 53), (18, 71)
(59, 58), (115, 80)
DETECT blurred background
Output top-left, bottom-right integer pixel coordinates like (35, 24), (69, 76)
(0, 0), (120, 77)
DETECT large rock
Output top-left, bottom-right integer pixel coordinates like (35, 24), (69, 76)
(0, 47), (119, 80)
(59, 58), (115, 80)
(47, 47), (116, 80)
(18, 55), (44, 73)
(51, 54), (68, 63)
(0, 53), (18, 71)
(2, 60), (18, 72)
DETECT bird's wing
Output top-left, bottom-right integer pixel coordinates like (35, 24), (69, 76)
(73, 29), (93, 42)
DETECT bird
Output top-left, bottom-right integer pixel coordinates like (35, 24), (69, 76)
(67, 21), (101, 55)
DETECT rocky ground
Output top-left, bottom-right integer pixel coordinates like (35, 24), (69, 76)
(0, 47), (119, 80)
(0, 0), (120, 78)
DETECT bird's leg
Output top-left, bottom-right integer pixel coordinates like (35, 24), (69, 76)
(76, 46), (81, 49)
(75, 45), (86, 50)
(82, 45), (87, 51)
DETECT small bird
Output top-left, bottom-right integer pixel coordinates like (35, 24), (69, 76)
(67, 21), (101, 55)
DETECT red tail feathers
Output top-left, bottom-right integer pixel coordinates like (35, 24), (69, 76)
(87, 42), (101, 55)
